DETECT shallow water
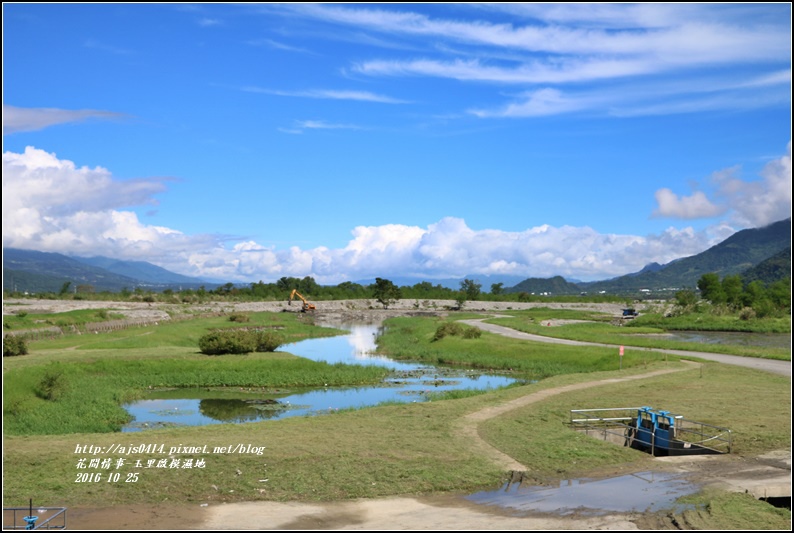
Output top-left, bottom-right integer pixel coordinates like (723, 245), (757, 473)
(122, 324), (517, 432)
(647, 330), (790, 349)
(467, 471), (700, 516)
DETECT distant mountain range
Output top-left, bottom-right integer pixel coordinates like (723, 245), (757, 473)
(578, 218), (791, 294)
(505, 218), (791, 295)
(3, 249), (212, 293)
(2, 218), (790, 295)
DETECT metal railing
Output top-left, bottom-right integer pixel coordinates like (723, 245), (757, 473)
(3, 507), (67, 530)
(569, 407), (732, 455)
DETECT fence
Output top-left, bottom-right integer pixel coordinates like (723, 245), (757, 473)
(569, 407), (732, 456)
(3, 507), (67, 530)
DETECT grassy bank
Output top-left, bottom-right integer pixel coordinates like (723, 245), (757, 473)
(3, 309), (790, 530)
(375, 315), (676, 378)
(483, 310), (790, 361)
(3, 362), (789, 509)
(3, 312), (387, 435)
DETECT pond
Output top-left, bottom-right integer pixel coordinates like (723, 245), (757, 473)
(659, 330), (790, 349)
(122, 323), (518, 432)
(467, 471), (700, 516)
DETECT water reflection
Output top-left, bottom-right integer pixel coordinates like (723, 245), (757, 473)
(645, 330), (790, 349)
(122, 323), (517, 432)
(467, 471), (699, 516)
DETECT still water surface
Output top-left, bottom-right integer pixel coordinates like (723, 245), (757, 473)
(467, 471), (700, 516)
(661, 330), (790, 349)
(122, 324), (517, 432)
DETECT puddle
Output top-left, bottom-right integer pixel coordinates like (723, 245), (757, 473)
(640, 331), (790, 349)
(122, 323), (518, 432)
(467, 472), (700, 516)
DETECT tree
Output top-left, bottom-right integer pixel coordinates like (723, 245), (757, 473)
(460, 279), (481, 301)
(371, 278), (401, 309)
(59, 282), (72, 296)
(697, 273), (725, 304)
(767, 278), (791, 311)
(674, 289), (698, 308)
(276, 277), (294, 292)
(454, 291), (468, 310)
(721, 275), (743, 309)
(490, 282), (504, 295)
(741, 280), (767, 308)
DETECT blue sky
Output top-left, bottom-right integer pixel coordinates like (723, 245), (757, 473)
(2, 3), (791, 285)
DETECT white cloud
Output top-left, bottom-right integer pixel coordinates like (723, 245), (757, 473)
(653, 189), (724, 219)
(652, 143), (792, 226)
(294, 4), (789, 64)
(4, 146), (787, 285)
(2, 105), (124, 135)
(282, 4), (790, 119)
(243, 87), (410, 104)
(714, 142), (793, 227)
(470, 88), (586, 118)
(1, 147), (204, 259)
(290, 120), (365, 132)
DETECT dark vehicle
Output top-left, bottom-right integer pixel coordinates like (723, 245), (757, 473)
(622, 308), (639, 317)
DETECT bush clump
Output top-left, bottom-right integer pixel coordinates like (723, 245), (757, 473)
(37, 370), (68, 401)
(199, 329), (283, 355)
(255, 331), (282, 352)
(3, 335), (28, 357)
(228, 313), (250, 323)
(432, 322), (481, 341)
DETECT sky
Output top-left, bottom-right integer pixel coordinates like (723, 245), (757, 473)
(2, 3), (792, 285)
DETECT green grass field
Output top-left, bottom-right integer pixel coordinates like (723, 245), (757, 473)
(3, 307), (790, 529)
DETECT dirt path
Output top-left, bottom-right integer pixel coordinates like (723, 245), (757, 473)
(453, 361), (698, 472)
(462, 318), (791, 378)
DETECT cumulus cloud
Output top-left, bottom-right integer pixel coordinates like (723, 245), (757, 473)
(4, 145), (786, 285)
(3, 105), (125, 135)
(1, 146), (205, 259)
(653, 143), (792, 226)
(715, 143), (792, 227)
(653, 189), (724, 219)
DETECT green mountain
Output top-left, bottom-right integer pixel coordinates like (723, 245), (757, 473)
(505, 218), (791, 296)
(2, 248), (210, 293)
(579, 218), (791, 294)
(741, 247), (791, 285)
(505, 275), (582, 295)
(75, 256), (202, 285)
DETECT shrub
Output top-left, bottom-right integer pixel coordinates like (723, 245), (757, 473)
(254, 331), (283, 352)
(228, 313), (250, 323)
(752, 299), (778, 319)
(738, 307), (756, 321)
(432, 322), (481, 341)
(462, 327), (482, 339)
(37, 370), (67, 401)
(198, 330), (257, 355)
(198, 329), (283, 355)
(433, 322), (463, 341)
(3, 335), (28, 357)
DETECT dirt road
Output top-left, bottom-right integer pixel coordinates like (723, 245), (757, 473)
(461, 319), (792, 378)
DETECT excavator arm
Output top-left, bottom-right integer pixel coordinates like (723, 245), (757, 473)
(288, 289), (316, 312)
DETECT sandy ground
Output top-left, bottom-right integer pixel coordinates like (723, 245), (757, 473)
(5, 298), (790, 530)
(2, 297), (637, 319)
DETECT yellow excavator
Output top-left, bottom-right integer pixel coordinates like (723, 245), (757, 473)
(288, 289), (316, 312)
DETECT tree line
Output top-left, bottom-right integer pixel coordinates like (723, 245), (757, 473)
(673, 273), (790, 318)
